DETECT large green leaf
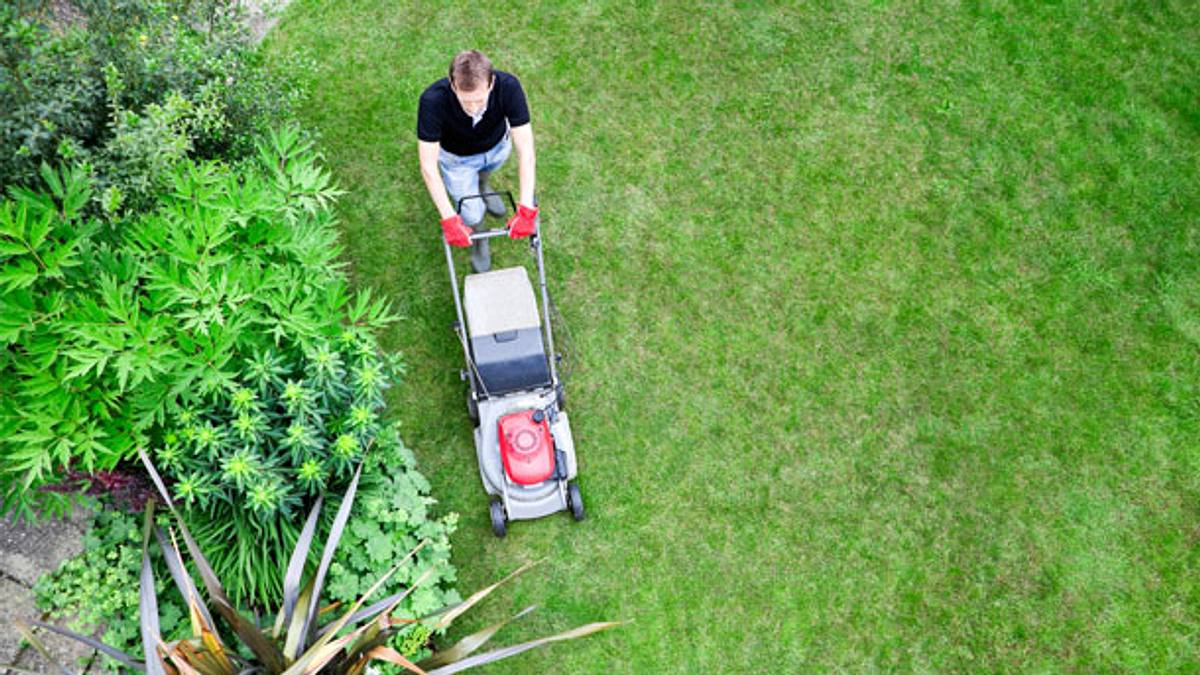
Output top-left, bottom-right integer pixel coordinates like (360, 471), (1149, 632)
(139, 502), (168, 675)
(425, 621), (628, 675)
(0, 238), (28, 256)
(416, 605), (536, 670)
(0, 257), (40, 290)
(277, 496), (323, 645)
(316, 540), (430, 640)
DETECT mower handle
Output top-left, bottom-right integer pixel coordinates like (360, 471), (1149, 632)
(455, 190), (535, 242)
(469, 228), (517, 241)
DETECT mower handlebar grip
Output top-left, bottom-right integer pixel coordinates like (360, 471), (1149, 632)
(469, 228), (514, 241)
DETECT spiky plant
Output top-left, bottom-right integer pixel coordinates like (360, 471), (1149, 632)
(10, 450), (624, 674)
(152, 335), (399, 608)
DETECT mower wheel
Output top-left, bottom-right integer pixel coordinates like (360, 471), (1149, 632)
(467, 390), (479, 424)
(489, 500), (507, 538)
(556, 383), (566, 411)
(567, 482), (585, 521)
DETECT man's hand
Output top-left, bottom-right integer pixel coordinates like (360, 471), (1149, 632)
(507, 204), (539, 239)
(441, 214), (473, 247)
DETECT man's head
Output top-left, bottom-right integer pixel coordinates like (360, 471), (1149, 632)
(448, 50), (494, 116)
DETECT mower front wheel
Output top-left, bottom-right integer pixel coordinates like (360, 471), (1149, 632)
(567, 482), (585, 521)
(489, 500), (507, 538)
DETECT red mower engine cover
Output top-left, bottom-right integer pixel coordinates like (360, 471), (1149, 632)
(498, 409), (555, 485)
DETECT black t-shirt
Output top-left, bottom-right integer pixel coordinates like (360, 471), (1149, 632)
(417, 71), (530, 156)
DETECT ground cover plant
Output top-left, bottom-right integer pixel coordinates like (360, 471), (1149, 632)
(266, 0), (1200, 670)
(34, 507), (190, 666)
(35, 442), (461, 671)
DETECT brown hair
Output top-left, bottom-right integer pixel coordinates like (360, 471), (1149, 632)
(449, 50), (494, 91)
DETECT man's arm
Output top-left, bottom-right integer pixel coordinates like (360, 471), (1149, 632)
(418, 140), (456, 219)
(510, 123), (536, 208)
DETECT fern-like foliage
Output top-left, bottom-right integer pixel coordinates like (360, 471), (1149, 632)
(0, 127), (392, 524)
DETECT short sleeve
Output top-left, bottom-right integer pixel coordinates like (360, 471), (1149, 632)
(504, 75), (531, 127)
(417, 89), (442, 142)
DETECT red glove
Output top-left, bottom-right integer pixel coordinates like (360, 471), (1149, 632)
(507, 204), (539, 239)
(440, 214), (472, 247)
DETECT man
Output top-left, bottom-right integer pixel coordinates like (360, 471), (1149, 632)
(417, 50), (539, 273)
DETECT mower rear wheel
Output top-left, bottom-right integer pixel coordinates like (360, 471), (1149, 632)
(567, 482), (585, 521)
(555, 383), (566, 411)
(489, 500), (507, 538)
(467, 390), (479, 424)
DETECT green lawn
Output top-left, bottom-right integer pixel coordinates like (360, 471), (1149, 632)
(265, 1), (1200, 670)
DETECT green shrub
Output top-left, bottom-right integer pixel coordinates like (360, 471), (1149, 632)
(0, 0), (305, 208)
(6, 126), (460, 612)
(0, 127), (351, 519)
(35, 432), (459, 670)
(35, 440), (460, 669)
(0, 4), (105, 186)
(0, 163), (116, 514)
(155, 332), (409, 607)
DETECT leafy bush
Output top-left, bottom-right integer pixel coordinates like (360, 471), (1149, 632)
(0, 127), (353, 519)
(159, 335), (399, 520)
(35, 436), (461, 671)
(14, 129), (460, 655)
(0, 127), (457, 612)
(33, 508), (189, 669)
(0, 0), (305, 211)
(0, 4), (104, 185)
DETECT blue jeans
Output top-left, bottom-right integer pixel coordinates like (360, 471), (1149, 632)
(439, 133), (511, 227)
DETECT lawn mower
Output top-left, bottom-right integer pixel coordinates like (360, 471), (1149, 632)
(442, 191), (584, 537)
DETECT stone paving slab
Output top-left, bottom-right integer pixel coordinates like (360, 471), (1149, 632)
(0, 577), (97, 674)
(11, 618), (97, 674)
(0, 510), (90, 587)
(0, 508), (95, 674)
(0, 576), (37, 669)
